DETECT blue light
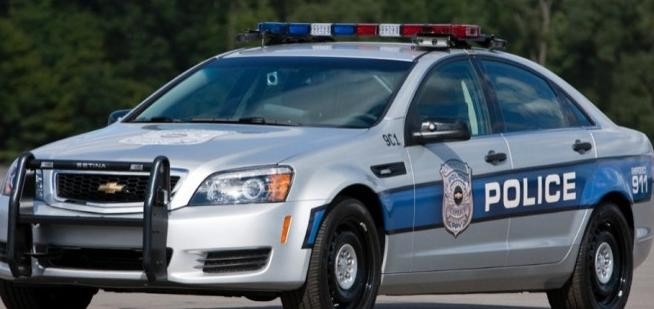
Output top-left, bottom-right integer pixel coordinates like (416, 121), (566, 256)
(332, 24), (356, 36)
(258, 22), (288, 34)
(288, 23), (310, 36)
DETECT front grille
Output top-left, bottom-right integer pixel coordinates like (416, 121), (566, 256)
(56, 173), (180, 204)
(201, 248), (271, 274)
(37, 247), (173, 271)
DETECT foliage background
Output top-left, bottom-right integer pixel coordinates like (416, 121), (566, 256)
(0, 0), (653, 162)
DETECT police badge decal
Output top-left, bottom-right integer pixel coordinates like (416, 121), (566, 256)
(440, 159), (474, 237)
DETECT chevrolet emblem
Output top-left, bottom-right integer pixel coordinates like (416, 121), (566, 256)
(97, 182), (126, 194)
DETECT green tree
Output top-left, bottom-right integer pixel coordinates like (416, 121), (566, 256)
(0, 0), (653, 163)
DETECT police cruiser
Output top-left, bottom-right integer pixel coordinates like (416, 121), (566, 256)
(0, 22), (651, 309)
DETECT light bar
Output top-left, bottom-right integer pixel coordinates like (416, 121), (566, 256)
(256, 22), (482, 40)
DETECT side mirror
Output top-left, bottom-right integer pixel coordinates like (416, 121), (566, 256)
(107, 109), (131, 125)
(411, 120), (471, 144)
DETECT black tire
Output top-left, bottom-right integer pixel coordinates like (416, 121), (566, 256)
(0, 281), (97, 309)
(281, 197), (382, 309)
(547, 203), (633, 309)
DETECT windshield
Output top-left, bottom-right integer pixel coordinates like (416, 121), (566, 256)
(129, 57), (412, 128)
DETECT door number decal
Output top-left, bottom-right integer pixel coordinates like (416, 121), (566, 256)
(382, 134), (401, 147)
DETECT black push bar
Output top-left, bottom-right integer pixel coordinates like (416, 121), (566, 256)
(143, 156), (170, 282)
(5, 152), (171, 282)
(6, 152), (34, 278)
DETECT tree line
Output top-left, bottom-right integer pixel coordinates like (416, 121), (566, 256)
(0, 0), (652, 162)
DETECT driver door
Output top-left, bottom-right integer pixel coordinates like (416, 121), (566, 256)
(405, 56), (512, 271)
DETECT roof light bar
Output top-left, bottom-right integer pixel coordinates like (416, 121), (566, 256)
(257, 22), (481, 39)
(245, 22), (505, 49)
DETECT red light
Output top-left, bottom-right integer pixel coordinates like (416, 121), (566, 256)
(425, 24), (451, 36)
(356, 24), (377, 36)
(451, 24), (481, 38)
(400, 24), (423, 36)
(398, 23), (481, 39)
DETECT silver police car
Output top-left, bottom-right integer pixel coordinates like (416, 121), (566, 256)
(0, 23), (651, 309)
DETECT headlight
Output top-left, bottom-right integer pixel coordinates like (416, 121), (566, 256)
(190, 166), (293, 206)
(2, 159), (18, 196)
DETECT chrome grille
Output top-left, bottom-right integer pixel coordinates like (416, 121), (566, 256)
(56, 173), (180, 204)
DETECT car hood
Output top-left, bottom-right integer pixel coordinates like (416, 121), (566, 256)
(32, 123), (367, 171)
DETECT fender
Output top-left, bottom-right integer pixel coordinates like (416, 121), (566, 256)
(582, 156), (652, 206)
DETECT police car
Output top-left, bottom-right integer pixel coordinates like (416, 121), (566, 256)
(0, 22), (651, 309)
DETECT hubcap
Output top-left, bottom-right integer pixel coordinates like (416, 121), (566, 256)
(335, 243), (358, 290)
(595, 242), (614, 285)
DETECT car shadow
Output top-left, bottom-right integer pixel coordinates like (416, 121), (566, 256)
(190, 304), (547, 309)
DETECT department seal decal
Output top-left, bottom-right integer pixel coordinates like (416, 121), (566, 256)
(440, 159), (474, 237)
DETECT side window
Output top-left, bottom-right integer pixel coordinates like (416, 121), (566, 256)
(411, 60), (491, 136)
(557, 91), (593, 127)
(482, 60), (590, 132)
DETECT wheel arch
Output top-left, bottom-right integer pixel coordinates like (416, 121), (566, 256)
(597, 191), (634, 233)
(331, 184), (387, 252)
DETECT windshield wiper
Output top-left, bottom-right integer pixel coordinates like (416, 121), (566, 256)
(188, 117), (301, 126)
(238, 116), (268, 124)
(188, 117), (238, 124)
(132, 116), (181, 123)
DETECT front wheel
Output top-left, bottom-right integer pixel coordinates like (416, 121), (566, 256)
(282, 197), (382, 309)
(547, 203), (633, 309)
(0, 281), (97, 309)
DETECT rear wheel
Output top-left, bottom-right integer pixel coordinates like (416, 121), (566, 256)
(0, 281), (97, 309)
(547, 203), (633, 309)
(281, 197), (382, 309)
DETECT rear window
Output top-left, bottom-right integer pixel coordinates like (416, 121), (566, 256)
(482, 60), (592, 132)
(130, 57), (412, 128)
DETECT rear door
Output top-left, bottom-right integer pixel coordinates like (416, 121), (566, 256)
(404, 55), (512, 271)
(477, 57), (596, 266)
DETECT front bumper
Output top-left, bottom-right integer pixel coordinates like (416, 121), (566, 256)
(633, 199), (654, 268)
(0, 195), (320, 292)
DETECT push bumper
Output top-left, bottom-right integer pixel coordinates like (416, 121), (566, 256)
(0, 154), (319, 292)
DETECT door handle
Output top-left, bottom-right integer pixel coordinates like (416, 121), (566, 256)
(485, 150), (507, 165)
(572, 140), (592, 154)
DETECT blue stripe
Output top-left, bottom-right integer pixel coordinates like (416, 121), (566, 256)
(302, 155), (652, 245)
(382, 156), (652, 234)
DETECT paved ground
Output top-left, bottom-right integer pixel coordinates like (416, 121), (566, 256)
(0, 164), (651, 307)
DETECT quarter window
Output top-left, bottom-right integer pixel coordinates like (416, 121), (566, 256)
(411, 60), (491, 136)
(482, 60), (591, 132)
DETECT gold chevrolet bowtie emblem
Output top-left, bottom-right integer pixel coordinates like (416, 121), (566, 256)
(97, 182), (126, 194)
